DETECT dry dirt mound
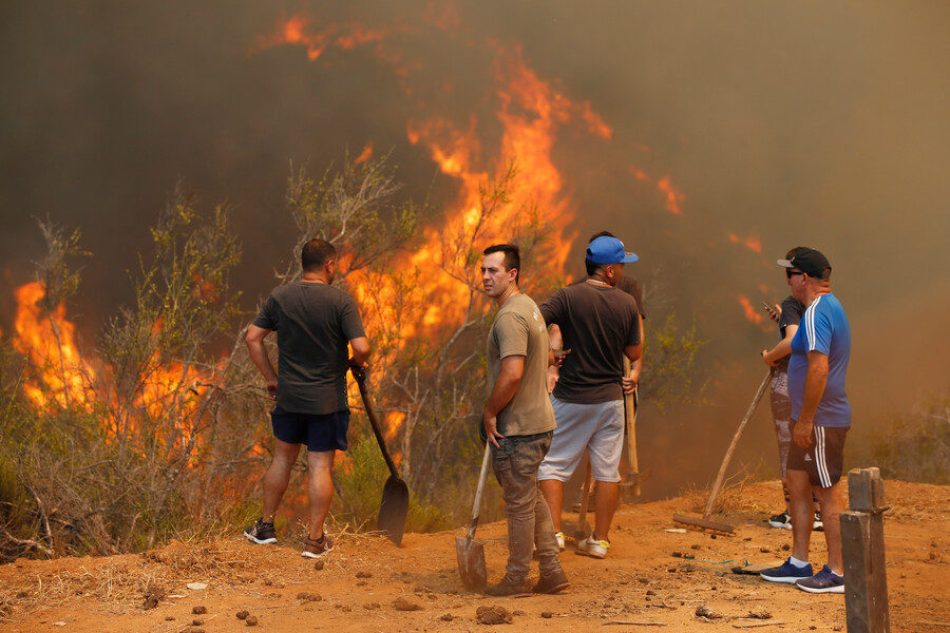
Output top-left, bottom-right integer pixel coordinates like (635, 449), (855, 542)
(0, 480), (946, 632)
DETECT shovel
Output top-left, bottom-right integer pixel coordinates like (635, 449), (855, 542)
(351, 366), (410, 546)
(456, 442), (492, 592)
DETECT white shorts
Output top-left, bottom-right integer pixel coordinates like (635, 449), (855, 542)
(537, 397), (624, 483)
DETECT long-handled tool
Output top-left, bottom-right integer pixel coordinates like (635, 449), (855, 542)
(351, 367), (409, 546)
(456, 442), (492, 592)
(573, 462), (594, 543)
(673, 370), (773, 534)
(620, 356), (641, 496)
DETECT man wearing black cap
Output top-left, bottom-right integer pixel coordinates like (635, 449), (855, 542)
(537, 235), (642, 559)
(760, 248), (851, 594)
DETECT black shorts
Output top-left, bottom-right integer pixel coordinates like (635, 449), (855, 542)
(787, 423), (848, 488)
(271, 406), (349, 452)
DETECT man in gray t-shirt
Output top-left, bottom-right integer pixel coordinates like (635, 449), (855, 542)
(243, 239), (370, 560)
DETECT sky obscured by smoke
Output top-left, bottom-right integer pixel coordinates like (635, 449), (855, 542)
(2, 1), (947, 492)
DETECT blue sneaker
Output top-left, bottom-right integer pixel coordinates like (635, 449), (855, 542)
(760, 558), (814, 584)
(796, 565), (845, 594)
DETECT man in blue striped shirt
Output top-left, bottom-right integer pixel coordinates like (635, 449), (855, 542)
(760, 248), (851, 594)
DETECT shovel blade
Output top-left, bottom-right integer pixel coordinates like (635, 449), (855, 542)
(378, 476), (410, 546)
(455, 535), (487, 593)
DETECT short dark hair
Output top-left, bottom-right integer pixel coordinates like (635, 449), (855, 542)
(301, 238), (336, 271)
(483, 243), (520, 284)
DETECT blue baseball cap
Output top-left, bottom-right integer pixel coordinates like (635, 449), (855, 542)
(586, 236), (639, 265)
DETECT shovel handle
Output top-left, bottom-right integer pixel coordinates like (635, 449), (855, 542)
(350, 366), (401, 480)
(466, 442), (492, 540)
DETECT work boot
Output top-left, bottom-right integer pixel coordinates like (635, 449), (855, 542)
(484, 574), (531, 596)
(532, 567), (569, 594)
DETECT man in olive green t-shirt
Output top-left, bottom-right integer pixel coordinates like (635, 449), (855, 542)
(481, 243), (568, 596)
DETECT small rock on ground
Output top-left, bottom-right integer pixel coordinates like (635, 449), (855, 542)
(393, 597), (424, 612)
(476, 605), (513, 625)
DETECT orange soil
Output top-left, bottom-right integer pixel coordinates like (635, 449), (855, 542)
(0, 480), (946, 632)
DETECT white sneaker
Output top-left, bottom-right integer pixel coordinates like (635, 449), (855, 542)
(554, 531), (566, 551)
(576, 535), (609, 559)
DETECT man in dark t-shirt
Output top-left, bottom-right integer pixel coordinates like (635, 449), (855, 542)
(761, 247), (808, 530)
(243, 239), (370, 559)
(538, 235), (642, 560)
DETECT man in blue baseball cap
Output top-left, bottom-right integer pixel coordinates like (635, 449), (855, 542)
(537, 234), (642, 559)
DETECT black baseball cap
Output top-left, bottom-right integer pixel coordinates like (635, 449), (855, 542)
(777, 248), (831, 278)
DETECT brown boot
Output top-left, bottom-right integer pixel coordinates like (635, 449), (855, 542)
(532, 567), (569, 594)
(484, 574), (531, 596)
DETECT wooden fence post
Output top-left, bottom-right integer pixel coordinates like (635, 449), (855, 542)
(840, 467), (890, 633)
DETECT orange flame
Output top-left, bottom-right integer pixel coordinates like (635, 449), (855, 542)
(656, 177), (685, 216)
(385, 410), (406, 441)
(737, 294), (771, 333)
(12, 281), (214, 456)
(353, 142), (374, 165)
(629, 167), (686, 216)
(12, 282), (96, 409)
(728, 233), (762, 254)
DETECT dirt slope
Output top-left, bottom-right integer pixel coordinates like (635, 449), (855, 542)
(0, 480), (946, 632)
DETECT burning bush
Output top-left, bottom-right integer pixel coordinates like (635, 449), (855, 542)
(1, 156), (706, 560)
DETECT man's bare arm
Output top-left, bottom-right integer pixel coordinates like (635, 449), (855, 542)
(349, 336), (371, 367)
(762, 324), (798, 366)
(245, 324), (277, 398)
(483, 355), (525, 447)
(624, 314), (645, 392)
(794, 351), (829, 448)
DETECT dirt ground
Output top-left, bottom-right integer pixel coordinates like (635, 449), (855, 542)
(0, 480), (946, 633)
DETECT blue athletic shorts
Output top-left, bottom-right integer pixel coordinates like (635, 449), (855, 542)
(271, 406), (349, 452)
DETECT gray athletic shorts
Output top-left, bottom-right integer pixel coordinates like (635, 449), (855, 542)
(537, 397), (624, 483)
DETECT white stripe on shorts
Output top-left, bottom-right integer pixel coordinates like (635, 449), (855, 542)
(815, 426), (831, 488)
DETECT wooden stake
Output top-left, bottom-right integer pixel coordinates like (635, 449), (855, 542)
(841, 467), (890, 633)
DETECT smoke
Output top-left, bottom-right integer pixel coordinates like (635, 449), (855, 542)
(2, 0), (948, 491)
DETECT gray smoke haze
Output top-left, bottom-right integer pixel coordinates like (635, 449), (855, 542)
(2, 1), (948, 495)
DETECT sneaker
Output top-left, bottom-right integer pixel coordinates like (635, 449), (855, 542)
(532, 567), (569, 594)
(243, 518), (277, 545)
(301, 534), (334, 559)
(759, 558), (814, 584)
(554, 531), (566, 551)
(768, 511), (792, 530)
(796, 565), (844, 594)
(575, 535), (609, 559)
(485, 574), (531, 596)
(813, 512), (824, 532)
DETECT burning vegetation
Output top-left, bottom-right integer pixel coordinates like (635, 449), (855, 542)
(0, 8), (714, 561)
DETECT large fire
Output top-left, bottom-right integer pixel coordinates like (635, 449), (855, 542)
(12, 12), (700, 449)
(12, 280), (211, 453)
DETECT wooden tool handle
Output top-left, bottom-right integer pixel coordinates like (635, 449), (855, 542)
(702, 369), (773, 518)
(351, 367), (401, 480)
(466, 442), (492, 540)
(622, 358), (640, 496)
